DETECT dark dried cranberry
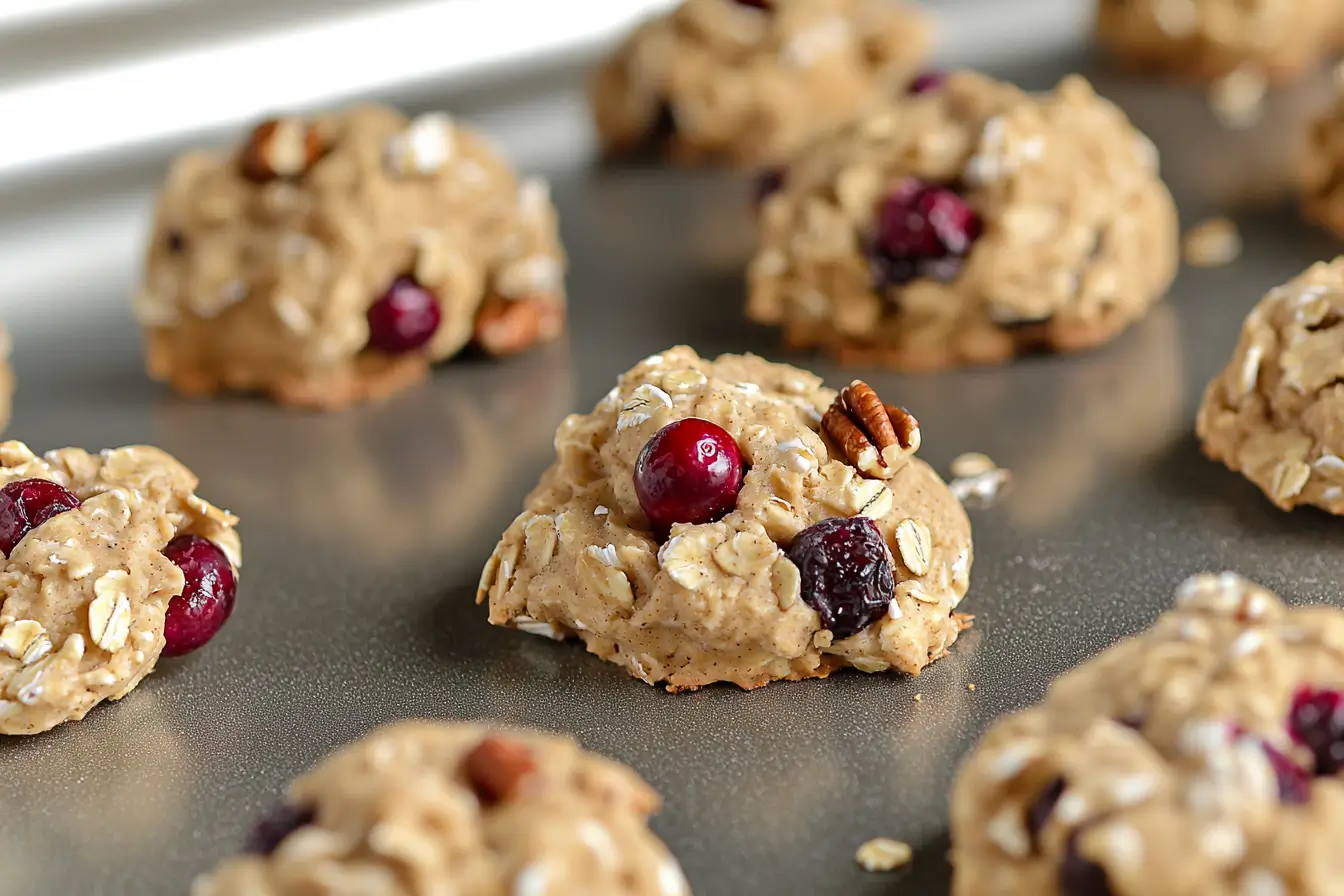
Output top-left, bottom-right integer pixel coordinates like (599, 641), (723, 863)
(908, 71), (946, 94)
(366, 276), (441, 354)
(1027, 776), (1065, 846)
(0, 479), (81, 556)
(1257, 736), (1312, 804)
(634, 418), (745, 531)
(868, 179), (981, 290)
(244, 803), (314, 855)
(162, 534), (238, 657)
(1289, 686), (1344, 775)
(733, 0), (772, 8)
(753, 168), (785, 207)
(1059, 832), (1113, 896)
(785, 517), (894, 640)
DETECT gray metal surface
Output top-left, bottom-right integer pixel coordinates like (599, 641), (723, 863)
(3, 10), (1344, 896)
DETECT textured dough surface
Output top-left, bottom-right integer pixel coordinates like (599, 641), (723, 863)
(194, 720), (690, 896)
(0, 441), (240, 735)
(138, 105), (566, 409)
(478, 346), (972, 691)
(590, 0), (930, 166)
(1196, 258), (1344, 515)
(747, 72), (1179, 370)
(951, 572), (1344, 896)
(1096, 0), (1344, 81)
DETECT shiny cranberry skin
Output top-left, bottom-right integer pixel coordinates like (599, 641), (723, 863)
(785, 517), (894, 640)
(634, 419), (744, 531)
(909, 71), (946, 94)
(0, 479), (81, 556)
(1027, 777), (1066, 847)
(870, 179), (982, 288)
(162, 535), (237, 657)
(1059, 832), (1113, 896)
(244, 803), (314, 855)
(1289, 686), (1344, 775)
(366, 276), (441, 354)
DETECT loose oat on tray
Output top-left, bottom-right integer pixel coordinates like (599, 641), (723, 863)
(1095, 0), (1344, 83)
(137, 105), (566, 410)
(746, 71), (1179, 370)
(193, 721), (691, 896)
(477, 346), (972, 691)
(590, 0), (931, 167)
(951, 572), (1344, 896)
(1196, 258), (1344, 515)
(0, 441), (240, 735)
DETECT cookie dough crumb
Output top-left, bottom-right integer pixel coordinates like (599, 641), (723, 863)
(967, 683), (976, 691)
(949, 468), (1012, 507)
(1183, 217), (1243, 267)
(913, 693), (923, 702)
(1209, 67), (1267, 129)
(949, 452), (997, 479)
(856, 837), (913, 872)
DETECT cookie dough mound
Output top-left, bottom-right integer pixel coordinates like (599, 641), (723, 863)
(1302, 85), (1344, 238)
(1196, 259), (1344, 514)
(0, 441), (240, 735)
(951, 572), (1344, 896)
(194, 721), (690, 896)
(747, 72), (1179, 370)
(137, 105), (567, 410)
(1096, 0), (1344, 82)
(478, 346), (972, 691)
(590, 0), (931, 166)
(0, 322), (13, 433)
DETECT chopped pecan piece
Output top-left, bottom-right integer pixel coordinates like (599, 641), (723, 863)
(464, 736), (537, 805)
(474, 296), (564, 357)
(240, 118), (325, 183)
(822, 380), (920, 479)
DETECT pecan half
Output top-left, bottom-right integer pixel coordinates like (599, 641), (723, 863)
(464, 736), (537, 805)
(240, 118), (324, 183)
(474, 296), (564, 357)
(821, 380), (920, 479)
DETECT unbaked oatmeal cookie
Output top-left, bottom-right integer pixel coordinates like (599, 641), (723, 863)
(478, 346), (972, 691)
(193, 720), (690, 896)
(1096, 0), (1344, 82)
(951, 572), (1344, 896)
(1196, 258), (1344, 515)
(0, 441), (240, 735)
(137, 105), (566, 410)
(590, 0), (930, 166)
(747, 72), (1179, 370)
(1301, 79), (1344, 238)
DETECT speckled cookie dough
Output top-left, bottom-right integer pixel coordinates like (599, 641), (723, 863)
(590, 0), (931, 167)
(1196, 259), (1344, 515)
(951, 572), (1344, 896)
(1096, 0), (1344, 82)
(747, 72), (1179, 370)
(137, 105), (566, 410)
(478, 346), (972, 691)
(0, 441), (240, 735)
(1302, 79), (1344, 238)
(193, 720), (691, 896)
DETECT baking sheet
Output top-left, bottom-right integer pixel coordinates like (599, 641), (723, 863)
(3, 6), (1344, 896)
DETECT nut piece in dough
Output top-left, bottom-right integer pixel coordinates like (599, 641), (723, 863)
(1096, 0), (1344, 83)
(747, 71), (1178, 371)
(477, 345), (972, 691)
(590, 0), (931, 166)
(193, 720), (691, 896)
(1196, 258), (1344, 515)
(951, 572), (1344, 896)
(0, 441), (241, 735)
(138, 105), (567, 410)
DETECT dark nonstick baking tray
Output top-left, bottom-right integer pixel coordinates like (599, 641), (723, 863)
(3, 9), (1344, 896)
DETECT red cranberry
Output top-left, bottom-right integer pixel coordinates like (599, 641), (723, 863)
(1059, 832), (1113, 896)
(733, 0), (772, 8)
(1289, 686), (1344, 775)
(869, 179), (982, 288)
(366, 276), (441, 354)
(244, 803), (314, 855)
(1026, 776), (1065, 848)
(0, 479), (81, 556)
(785, 517), (894, 640)
(162, 535), (237, 657)
(909, 71), (947, 94)
(634, 418), (744, 531)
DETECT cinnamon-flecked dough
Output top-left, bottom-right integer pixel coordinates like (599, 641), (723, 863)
(193, 721), (691, 896)
(746, 72), (1179, 371)
(1196, 258), (1344, 515)
(137, 105), (567, 410)
(590, 0), (931, 167)
(0, 441), (240, 735)
(1096, 0), (1344, 82)
(478, 346), (972, 691)
(951, 572), (1344, 896)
